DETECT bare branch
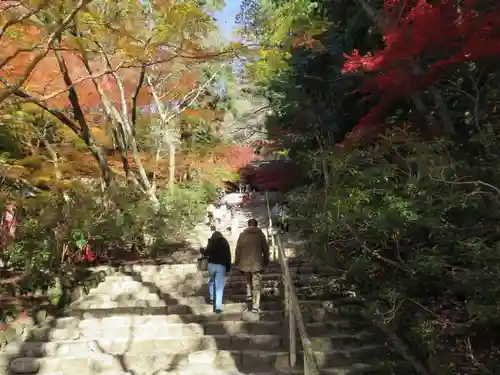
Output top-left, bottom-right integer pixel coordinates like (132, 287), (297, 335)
(131, 65), (146, 128)
(12, 87), (80, 134)
(346, 224), (416, 275)
(430, 175), (500, 197)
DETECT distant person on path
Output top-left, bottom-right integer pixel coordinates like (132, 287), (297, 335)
(270, 202), (280, 228)
(203, 231), (232, 313)
(235, 218), (270, 314)
(277, 201), (290, 233)
(218, 188), (226, 201)
(206, 202), (216, 227)
(212, 202), (232, 232)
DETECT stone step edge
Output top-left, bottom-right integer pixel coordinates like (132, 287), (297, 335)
(51, 321), (358, 330)
(104, 271), (338, 278)
(58, 318), (357, 327)
(6, 363), (402, 375)
(7, 366), (388, 375)
(89, 261), (323, 272)
(63, 310), (365, 323)
(64, 302), (362, 313)
(6, 345), (383, 360)
(233, 362), (393, 375)
(0, 267), (116, 352)
(8, 331), (372, 347)
(72, 294), (350, 304)
(66, 297), (362, 307)
(56, 312), (365, 326)
(57, 309), (361, 319)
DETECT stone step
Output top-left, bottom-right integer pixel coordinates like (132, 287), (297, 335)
(82, 283), (352, 305)
(285, 331), (380, 351)
(59, 306), (362, 326)
(76, 291), (161, 304)
(222, 272), (338, 282)
(240, 361), (415, 375)
(82, 290), (283, 304)
(221, 275), (342, 290)
(222, 265), (332, 276)
(174, 289), (354, 304)
(7, 347), (386, 374)
(95, 260), (323, 276)
(5, 331), (377, 358)
(25, 317), (367, 342)
(63, 298), (364, 318)
(150, 273), (334, 287)
(105, 269), (337, 284)
(7, 335), (275, 357)
(69, 298), (168, 310)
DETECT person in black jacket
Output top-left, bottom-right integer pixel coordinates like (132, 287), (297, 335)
(203, 231), (231, 313)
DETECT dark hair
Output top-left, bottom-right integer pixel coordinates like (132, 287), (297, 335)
(248, 218), (258, 227)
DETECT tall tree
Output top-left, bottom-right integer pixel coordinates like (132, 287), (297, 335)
(2, 0), (235, 203)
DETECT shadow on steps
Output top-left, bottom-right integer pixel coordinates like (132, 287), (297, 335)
(1, 262), (284, 375)
(1, 256), (417, 375)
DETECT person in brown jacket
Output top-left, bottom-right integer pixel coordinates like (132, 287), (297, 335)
(235, 218), (270, 313)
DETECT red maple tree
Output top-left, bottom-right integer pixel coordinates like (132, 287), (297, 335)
(342, 0), (500, 132)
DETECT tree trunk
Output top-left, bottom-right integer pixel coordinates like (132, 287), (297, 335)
(151, 141), (163, 193)
(42, 137), (69, 202)
(168, 143), (176, 192)
(42, 138), (62, 180)
(111, 128), (137, 186)
(126, 126), (159, 206)
(315, 134), (330, 190)
(52, 46), (116, 187)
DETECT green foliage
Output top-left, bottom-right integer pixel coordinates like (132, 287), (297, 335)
(289, 128), (500, 372)
(158, 181), (215, 232)
(0, 181), (212, 295)
(0, 103), (37, 159)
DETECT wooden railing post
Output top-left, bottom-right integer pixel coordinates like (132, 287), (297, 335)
(288, 280), (297, 367)
(265, 190), (277, 260)
(264, 192), (319, 375)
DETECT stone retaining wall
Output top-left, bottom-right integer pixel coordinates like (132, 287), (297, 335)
(0, 266), (115, 350)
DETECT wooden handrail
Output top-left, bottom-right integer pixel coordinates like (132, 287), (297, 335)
(265, 191), (320, 375)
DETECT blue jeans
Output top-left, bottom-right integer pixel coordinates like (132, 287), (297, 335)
(208, 263), (226, 311)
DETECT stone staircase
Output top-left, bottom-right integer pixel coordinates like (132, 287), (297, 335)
(1, 258), (414, 375)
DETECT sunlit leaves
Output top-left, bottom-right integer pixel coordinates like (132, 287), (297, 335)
(237, 0), (328, 83)
(1, 0), (240, 195)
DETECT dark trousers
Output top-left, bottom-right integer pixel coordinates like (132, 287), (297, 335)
(244, 271), (262, 309)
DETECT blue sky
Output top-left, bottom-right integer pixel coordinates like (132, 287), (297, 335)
(213, 0), (243, 41)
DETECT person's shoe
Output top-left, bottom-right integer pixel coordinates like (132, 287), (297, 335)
(215, 309), (223, 314)
(251, 307), (261, 314)
(205, 297), (214, 304)
(246, 295), (252, 302)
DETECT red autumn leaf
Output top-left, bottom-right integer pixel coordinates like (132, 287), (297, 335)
(342, 0), (500, 130)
